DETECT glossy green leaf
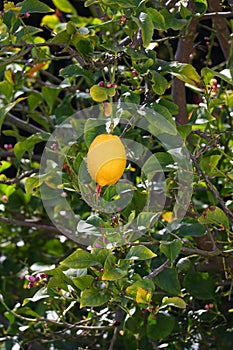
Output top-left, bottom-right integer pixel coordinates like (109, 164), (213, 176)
(60, 248), (101, 269)
(25, 176), (40, 195)
(47, 268), (70, 292)
(160, 239), (182, 263)
(0, 97), (26, 133)
(132, 12), (154, 48)
(102, 254), (127, 281)
(151, 71), (167, 95)
(126, 245), (156, 260)
(161, 9), (187, 30)
(201, 67), (233, 86)
(161, 296), (186, 309)
(0, 81), (13, 100)
(14, 132), (50, 161)
(194, 0), (207, 14)
(84, 0), (100, 6)
(0, 161), (11, 173)
(42, 86), (61, 113)
(51, 0), (77, 14)
(18, 0), (53, 14)
(147, 312), (175, 340)
(59, 64), (94, 83)
(147, 8), (165, 30)
(22, 287), (49, 306)
(102, 0), (140, 8)
(198, 207), (229, 230)
(80, 287), (110, 307)
(199, 155), (222, 177)
(147, 107), (177, 136)
(184, 272), (215, 300)
(72, 275), (94, 290)
(174, 218), (207, 237)
(153, 267), (181, 295)
(168, 62), (201, 86)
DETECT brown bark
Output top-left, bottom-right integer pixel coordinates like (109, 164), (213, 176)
(208, 0), (232, 62)
(172, 0), (199, 125)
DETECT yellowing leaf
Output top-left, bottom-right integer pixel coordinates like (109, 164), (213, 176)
(162, 211), (173, 223)
(4, 1), (21, 12)
(136, 287), (151, 304)
(90, 85), (108, 102)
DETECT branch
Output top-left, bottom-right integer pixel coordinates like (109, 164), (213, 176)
(182, 246), (221, 257)
(0, 216), (61, 233)
(144, 259), (170, 280)
(5, 113), (44, 134)
(0, 169), (39, 185)
(0, 150), (41, 161)
(172, 0), (199, 125)
(190, 153), (233, 219)
(208, 0), (232, 62)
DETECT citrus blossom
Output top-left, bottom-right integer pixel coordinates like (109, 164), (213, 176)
(87, 134), (126, 187)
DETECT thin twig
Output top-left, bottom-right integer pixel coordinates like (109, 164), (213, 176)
(190, 153), (233, 219)
(0, 150), (41, 161)
(5, 113), (45, 133)
(0, 216), (61, 233)
(0, 169), (39, 185)
(144, 259), (170, 280)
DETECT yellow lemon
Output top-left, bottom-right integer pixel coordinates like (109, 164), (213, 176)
(87, 134), (126, 187)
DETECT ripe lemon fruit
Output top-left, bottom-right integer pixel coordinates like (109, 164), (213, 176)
(87, 134), (126, 187)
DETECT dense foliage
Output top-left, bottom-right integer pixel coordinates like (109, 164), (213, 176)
(0, 0), (233, 349)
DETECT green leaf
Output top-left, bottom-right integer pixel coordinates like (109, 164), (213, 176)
(51, 0), (77, 14)
(198, 207), (230, 230)
(0, 81), (13, 100)
(59, 64), (94, 83)
(0, 97), (26, 133)
(199, 155), (222, 177)
(0, 161), (11, 173)
(174, 218), (207, 237)
(50, 30), (71, 44)
(160, 239), (182, 263)
(80, 287), (110, 308)
(22, 287), (49, 306)
(72, 275), (94, 290)
(126, 245), (156, 260)
(90, 85), (108, 102)
(161, 296), (186, 309)
(147, 311), (175, 340)
(168, 62), (201, 86)
(126, 279), (155, 299)
(146, 106), (177, 136)
(47, 268), (70, 292)
(18, 0), (53, 14)
(85, 0), (100, 6)
(194, 0), (207, 14)
(132, 12), (154, 48)
(147, 8), (165, 30)
(153, 267), (181, 295)
(161, 9), (187, 30)
(102, 254), (128, 281)
(42, 86), (61, 113)
(184, 272), (215, 300)
(14, 132), (50, 161)
(151, 71), (167, 95)
(25, 176), (40, 195)
(201, 67), (233, 86)
(60, 248), (101, 269)
(102, 0), (140, 8)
